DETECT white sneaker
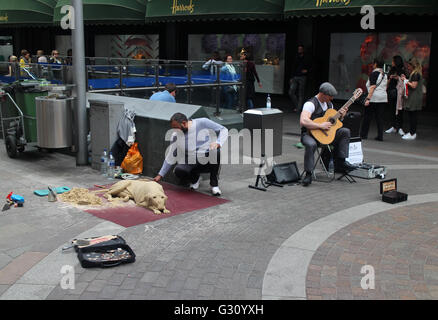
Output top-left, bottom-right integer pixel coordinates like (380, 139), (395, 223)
(211, 186), (222, 196)
(190, 176), (202, 190)
(402, 133), (416, 140)
(398, 128), (406, 136)
(406, 133), (417, 140)
(385, 127), (396, 134)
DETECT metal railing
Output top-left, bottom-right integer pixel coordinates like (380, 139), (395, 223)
(1, 58), (247, 115)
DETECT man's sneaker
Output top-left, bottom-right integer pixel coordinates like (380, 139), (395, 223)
(398, 128), (406, 136)
(190, 176), (202, 190)
(385, 127), (396, 134)
(402, 133), (411, 140)
(302, 172), (312, 187)
(211, 186), (222, 196)
(402, 133), (416, 140)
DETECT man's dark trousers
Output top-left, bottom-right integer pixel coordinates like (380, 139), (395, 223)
(289, 76), (307, 112)
(301, 128), (351, 173)
(174, 149), (221, 187)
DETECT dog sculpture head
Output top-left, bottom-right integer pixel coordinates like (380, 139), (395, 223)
(137, 193), (168, 213)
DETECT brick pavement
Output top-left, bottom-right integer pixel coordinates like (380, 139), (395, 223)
(1, 112), (438, 300)
(306, 202), (438, 300)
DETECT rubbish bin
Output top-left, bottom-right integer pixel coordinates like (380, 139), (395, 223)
(14, 81), (49, 143)
(35, 96), (74, 148)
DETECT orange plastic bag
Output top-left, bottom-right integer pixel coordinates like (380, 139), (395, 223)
(121, 143), (143, 175)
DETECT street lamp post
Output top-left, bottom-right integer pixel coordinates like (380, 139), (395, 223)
(72, 0), (88, 166)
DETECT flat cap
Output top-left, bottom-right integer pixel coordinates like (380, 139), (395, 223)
(319, 82), (338, 97)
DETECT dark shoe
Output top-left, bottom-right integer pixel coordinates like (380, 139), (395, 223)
(302, 172), (312, 187)
(374, 137), (383, 141)
(338, 161), (357, 173)
(335, 161), (358, 173)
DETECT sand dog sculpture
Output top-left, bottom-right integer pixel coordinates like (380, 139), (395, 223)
(105, 180), (170, 215)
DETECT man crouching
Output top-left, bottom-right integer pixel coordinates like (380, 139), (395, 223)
(154, 113), (228, 196)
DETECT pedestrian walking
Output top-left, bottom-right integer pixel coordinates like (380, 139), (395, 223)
(289, 45), (311, 113)
(385, 55), (407, 136)
(360, 58), (388, 142)
(221, 54), (239, 109)
(240, 50), (262, 110)
(400, 58), (424, 141)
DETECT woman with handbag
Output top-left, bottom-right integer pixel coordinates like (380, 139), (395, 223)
(385, 56), (406, 136)
(360, 59), (388, 141)
(221, 54), (239, 109)
(400, 58), (423, 141)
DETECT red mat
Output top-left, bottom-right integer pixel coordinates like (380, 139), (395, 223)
(84, 182), (229, 228)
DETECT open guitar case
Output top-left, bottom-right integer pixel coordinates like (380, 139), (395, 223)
(72, 235), (136, 268)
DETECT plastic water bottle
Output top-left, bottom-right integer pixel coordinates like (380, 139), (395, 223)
(107, 152), (115, 179)
(100, 149), (108, 175)
(266, 94), (271, 109)
(328, 156), (335, 178)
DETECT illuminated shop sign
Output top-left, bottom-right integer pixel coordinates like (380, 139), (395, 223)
(316, 0), (351, 7)
(172, 0), (195, 15)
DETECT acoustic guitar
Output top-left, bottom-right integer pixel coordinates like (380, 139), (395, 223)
(310, 88), (363, 145)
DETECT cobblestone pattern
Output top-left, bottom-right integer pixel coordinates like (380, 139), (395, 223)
(306, 202), (438, 300)
(2, 114), (438, 300)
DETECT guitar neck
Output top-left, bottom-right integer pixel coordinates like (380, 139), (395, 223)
(333, 98), (354, 120)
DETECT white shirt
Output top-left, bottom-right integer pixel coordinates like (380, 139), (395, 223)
(366, 68), (388, 103)
(302, 96), (329, 115)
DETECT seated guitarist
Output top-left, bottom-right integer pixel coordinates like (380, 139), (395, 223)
(300, 82), (356, 187)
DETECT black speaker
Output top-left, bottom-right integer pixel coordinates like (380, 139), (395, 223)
(343, 112), (362, 139)
(267, 162), (300, 184)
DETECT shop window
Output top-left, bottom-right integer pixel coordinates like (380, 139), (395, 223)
(94, 35), (159, 60)
(330, 32), (431, 102)
(189, 33), (286, 94)
(0, 36), (13, 62)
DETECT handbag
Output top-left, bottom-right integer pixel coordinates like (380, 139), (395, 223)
(359, 71), (385, 106)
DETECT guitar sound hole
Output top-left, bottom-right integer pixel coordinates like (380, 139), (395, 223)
(329, 118), (336, 125)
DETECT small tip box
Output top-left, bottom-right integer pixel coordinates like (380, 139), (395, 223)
(380, 179), (408, 204)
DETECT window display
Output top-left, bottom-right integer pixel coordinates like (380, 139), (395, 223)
(95, 35), (159, 60)
(330, 32), (431, 102)
(0, 36), (13, 62)
(189, 33), (286, 94)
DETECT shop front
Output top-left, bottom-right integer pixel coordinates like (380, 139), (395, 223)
(0, 1), (57, 60)
(145, 0), (288, 95)
(284, 0), (438, 110)
(53, 0), (159, 60)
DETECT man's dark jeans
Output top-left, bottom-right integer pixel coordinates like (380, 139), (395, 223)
(289, 76), (307, 112)
(174, 149), (221, 187)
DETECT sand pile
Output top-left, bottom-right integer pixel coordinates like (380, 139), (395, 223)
(59, 188), (103, 206)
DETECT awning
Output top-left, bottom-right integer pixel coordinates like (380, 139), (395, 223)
(53, 0), (146, 24)
(145, 0), (284, 22)
(285, 0), (438, 18)
(0, 0), (57, 25)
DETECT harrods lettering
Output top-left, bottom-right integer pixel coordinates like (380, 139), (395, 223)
(0, 14), (8, 22)
(316, 0), (351, 7)
(172, 0), (195, 15)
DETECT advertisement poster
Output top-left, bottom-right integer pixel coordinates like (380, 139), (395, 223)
(95, 35), (159, 60)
